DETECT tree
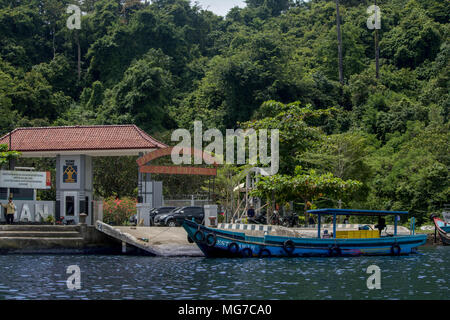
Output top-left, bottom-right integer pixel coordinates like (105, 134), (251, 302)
(298, 131), (376, 207)
(242, 101), (337, 174)
(380, 3), (442, 69)
(317, 23), (366, 81)
(0, 0), (447, 228)
(93, 156), (138, 199)
(252, 166), (362, 220)
(368, 121), (449, 224)
(0, 144), (20, 167)
(98, 49), (174, 133)
(335, 0), (343, 84)
(39, 0), (69, 59)
(8, 68), (73, 121)
(245, 0), (291, 17)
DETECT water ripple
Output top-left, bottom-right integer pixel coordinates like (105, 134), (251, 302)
(0, 246), (448, 300)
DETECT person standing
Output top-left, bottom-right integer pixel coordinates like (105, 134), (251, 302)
(247, 206), (255, 219)
(375, 216), (386, 236)
(2, 199), (16, 224)
(343, 215), (350, 224)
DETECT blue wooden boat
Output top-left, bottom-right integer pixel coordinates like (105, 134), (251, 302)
(431, 214), (450, 246)
(183, 209), (427, 258)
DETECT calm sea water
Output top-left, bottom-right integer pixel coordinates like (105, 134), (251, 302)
(0, 246), (448, 300)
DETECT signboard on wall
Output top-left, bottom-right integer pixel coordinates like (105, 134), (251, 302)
(0, 170), (51, 189)
(63, 160), (78, 183)
(60, 156), (81, 189)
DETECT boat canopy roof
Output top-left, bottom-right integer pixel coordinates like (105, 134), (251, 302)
(307, 208), (409, 216)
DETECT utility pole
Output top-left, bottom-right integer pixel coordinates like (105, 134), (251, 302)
(77, 30), (81, 81)
(367, 2), (381, 79)
(335, 0), (344, 85)
(230, 172), (233, 223)
(374, 0), (380, 79)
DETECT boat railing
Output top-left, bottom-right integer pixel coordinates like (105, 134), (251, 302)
(307, 208), (414, 239)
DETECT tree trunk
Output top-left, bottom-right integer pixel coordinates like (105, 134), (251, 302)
(304, 200), (309, 226)
(76, 30), (81, 81)
(375, 0), (380, 79)
(230, 173), (233, 223)
(52, 26), (56, 59)
(335, 0), (344, 85)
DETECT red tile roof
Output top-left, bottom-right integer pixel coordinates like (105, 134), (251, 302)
(0, 125), (168, 152)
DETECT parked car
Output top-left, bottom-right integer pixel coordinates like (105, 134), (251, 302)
(129, 206), (177, 225)
(154, 206), (204, 227)
(149, 207), (177, 226)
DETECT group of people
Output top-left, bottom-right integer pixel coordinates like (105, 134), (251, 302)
(1, 198), (16, 224)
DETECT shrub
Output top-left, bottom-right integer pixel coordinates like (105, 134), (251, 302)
(103, 197), (137, 226)
(218, 212), (225, 224)
(45, 215), (55, 224)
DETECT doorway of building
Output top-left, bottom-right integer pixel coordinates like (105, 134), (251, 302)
(63, 191), (78, 224)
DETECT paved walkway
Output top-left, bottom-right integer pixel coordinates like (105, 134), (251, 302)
(106, 225), (203, 257)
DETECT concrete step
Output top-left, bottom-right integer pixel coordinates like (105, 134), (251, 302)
(0, 225), (80, 232)
(0, 231), (81, 238)
(0, 237), (86, 250)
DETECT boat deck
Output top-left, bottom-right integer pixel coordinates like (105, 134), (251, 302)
(217, 223), (411, 238)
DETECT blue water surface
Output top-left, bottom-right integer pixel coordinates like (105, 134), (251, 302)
(0, 246), (448, 300)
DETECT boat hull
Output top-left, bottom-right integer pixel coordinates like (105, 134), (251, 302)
(432, 217), (450, 246)
(183, 220), (427, 258)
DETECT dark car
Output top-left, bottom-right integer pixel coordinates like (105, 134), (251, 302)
(130, 206), (177, 225)
(155, 206), (204, 227)
(149, 207), (177, 226)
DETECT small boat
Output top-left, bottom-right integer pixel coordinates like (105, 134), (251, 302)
(431, 214), (450, 246)
(183, 208), (427, 258)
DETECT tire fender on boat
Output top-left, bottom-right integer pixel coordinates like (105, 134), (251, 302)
(258, 248), (271, 258)
(205, 233), (217, 247)
(283, 240), (295, 254)
(328, 245), (342, 256)
(241, 248), (253, 258)
(228, 242), (239, 254)
(391, 244), (401, 256)
(194, 230), (205, 243)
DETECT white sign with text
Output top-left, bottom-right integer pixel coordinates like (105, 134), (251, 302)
(0, 170), (51, 189)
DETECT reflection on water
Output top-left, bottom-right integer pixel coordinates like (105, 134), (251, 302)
(0, 246), (448, 300)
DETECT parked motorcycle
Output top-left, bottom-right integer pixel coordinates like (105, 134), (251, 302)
(281, 213), (301, 228)
(248, 212), (267, 225)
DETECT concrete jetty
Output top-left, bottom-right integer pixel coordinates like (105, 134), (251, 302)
(0, 224), (119, 254)
(95, 221), (203, 257)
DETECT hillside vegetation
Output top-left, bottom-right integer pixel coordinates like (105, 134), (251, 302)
(0, 0), (448, 224)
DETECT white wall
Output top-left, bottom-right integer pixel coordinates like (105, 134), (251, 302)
(0, 200), (55, 222)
